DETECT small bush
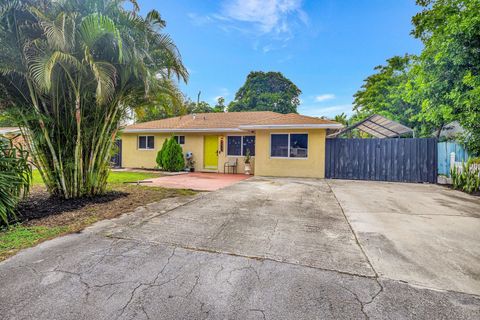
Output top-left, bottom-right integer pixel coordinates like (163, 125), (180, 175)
(450, 161), (480, 194)
(156, 137), (185, 172)
(0, 138), (31, 226)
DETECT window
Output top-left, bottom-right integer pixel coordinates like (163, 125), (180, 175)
(227, 136), (242, 156)
(271, 133), (308, 158)
(174, 135), (185, 145)
(242, 136), (255, 156)
(227, 136), (255, 156)
(138, 135), (154, 150)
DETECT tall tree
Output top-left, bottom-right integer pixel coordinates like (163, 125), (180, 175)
(0, 0), (187, 198)
(353, 55), (434, 136)
(411, 0), (480, 154)
(229, 71), (301, 114)
(133, 79), (187, 122)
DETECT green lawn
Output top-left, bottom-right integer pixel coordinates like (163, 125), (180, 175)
(31, 170), (163, 186)
(1, 170), (188, 262)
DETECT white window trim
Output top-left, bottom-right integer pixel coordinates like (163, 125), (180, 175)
(138, 135), (155, 150)
(226, 135), (255, 157)
(174, 135), (185, 145)
(270, 133), (309, 159)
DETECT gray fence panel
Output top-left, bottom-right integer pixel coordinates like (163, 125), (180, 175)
(325, 138), (437, 183)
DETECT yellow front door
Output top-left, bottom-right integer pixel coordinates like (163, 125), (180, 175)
(204, 135), (218, 169)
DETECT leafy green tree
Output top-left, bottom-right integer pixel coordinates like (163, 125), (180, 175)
(352, 55), (434, 136)
(0, 110), (14, 127)
(411, 0), (480, 154)
(0, 0), (187, 198)
(0, 138), (31, 226)
(134, 79), (187, 122)
(333, 113), (349, 126)
(158, 137), (184, 172)
(229, 71), (301, 114)
(185, 99), (215, 113)
(214, 97), (226, 113)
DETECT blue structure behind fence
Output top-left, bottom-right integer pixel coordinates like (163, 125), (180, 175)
(437, 141), (469, 176)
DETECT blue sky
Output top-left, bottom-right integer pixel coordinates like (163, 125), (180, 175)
(137, 0), (422, 118)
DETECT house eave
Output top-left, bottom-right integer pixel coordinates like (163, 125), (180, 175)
(238, 124), (343, 130)
(122, 128), (245, 133)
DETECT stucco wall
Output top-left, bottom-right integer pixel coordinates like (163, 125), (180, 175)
(121, 129), (326, 178)
(254, 129), (326, 178)
(121, 132), (251, 173)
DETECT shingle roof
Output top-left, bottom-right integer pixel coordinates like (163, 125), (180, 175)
(124, 112), (341, 132)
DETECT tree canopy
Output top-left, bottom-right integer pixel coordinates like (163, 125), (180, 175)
(228, 71), (301, 114)
(0, 0), (187, 198)
(351, 0), (480, 155)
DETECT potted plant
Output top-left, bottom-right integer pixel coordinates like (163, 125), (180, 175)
(244, 148), (252, 175)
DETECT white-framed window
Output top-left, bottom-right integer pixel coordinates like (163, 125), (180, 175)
(174, 135), (185, 145)
(270, 133), (308, 158)
(227, 135), (255, 156)
(138, 135), (155, 150)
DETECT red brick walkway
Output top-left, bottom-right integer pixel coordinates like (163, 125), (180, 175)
(144, 172), (250, 191)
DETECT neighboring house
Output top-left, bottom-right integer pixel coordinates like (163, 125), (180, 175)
(434, 121), (465, 140)
(121, 111), (342, 178)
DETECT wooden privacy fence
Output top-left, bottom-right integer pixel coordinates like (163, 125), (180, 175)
(325, 138), (438, 183)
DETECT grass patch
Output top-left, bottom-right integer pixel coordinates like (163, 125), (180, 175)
(0, 225), (69, 261)
(1, 171), (195, 262)
(31, 170), (163, 186)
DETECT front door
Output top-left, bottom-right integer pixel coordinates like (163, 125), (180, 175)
(204, 135), (218, 170)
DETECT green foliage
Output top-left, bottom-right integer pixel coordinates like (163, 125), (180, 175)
(229, 71), (301, 114)
(353, 55), (435, 136)
(0, 138), (31, 226)
(185, 100), (217, 113)
(411, 0), (480, 154)
(450, 161), (480, 194)
(0, 0), (187, 199)
(158, 137), (184, 172)
(352, 0), (480, 155)
(134, 79), (187, 122)
(214, 97), (226, 112)
(0, 225), (69, 254)
(0, 110), (14, 127)
(244, 148), (251, 164)
(156, 138), (169, 168)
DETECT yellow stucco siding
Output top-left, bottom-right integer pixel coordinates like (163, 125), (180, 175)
(254, 129), (326, 178)
(120, 129), (326, 178)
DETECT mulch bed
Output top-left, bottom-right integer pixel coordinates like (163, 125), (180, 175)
(16, 185), (195, 228)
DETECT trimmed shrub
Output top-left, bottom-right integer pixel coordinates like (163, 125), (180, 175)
(0, 138), (31, 226)
(156, 138), (169, 169)
(157, 137), (184, 172)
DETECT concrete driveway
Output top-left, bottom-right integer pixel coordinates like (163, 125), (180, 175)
(1, 177), (479, 319)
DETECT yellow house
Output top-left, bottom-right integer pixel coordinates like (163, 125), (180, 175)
(121, 111), (342, 178)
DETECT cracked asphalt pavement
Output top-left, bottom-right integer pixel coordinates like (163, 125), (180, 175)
(1, 177), (479, 319)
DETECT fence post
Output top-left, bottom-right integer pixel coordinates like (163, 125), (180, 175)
(450, 152), (456, 172)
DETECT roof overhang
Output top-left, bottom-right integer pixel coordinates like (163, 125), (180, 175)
(238, 124), (343, 130)
(122, 128), (244, 133)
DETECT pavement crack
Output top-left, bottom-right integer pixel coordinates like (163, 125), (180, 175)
(117, 283), (144, 318)
(249, 308), (267, 320)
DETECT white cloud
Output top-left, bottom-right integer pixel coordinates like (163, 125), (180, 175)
(220, 0), (307, 35)
(315, 94), (336, 102)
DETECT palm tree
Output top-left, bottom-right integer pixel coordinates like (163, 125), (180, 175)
(0, 0), (187, 198)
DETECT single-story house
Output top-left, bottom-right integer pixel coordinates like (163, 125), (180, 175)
(121, 111), (342, 178)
